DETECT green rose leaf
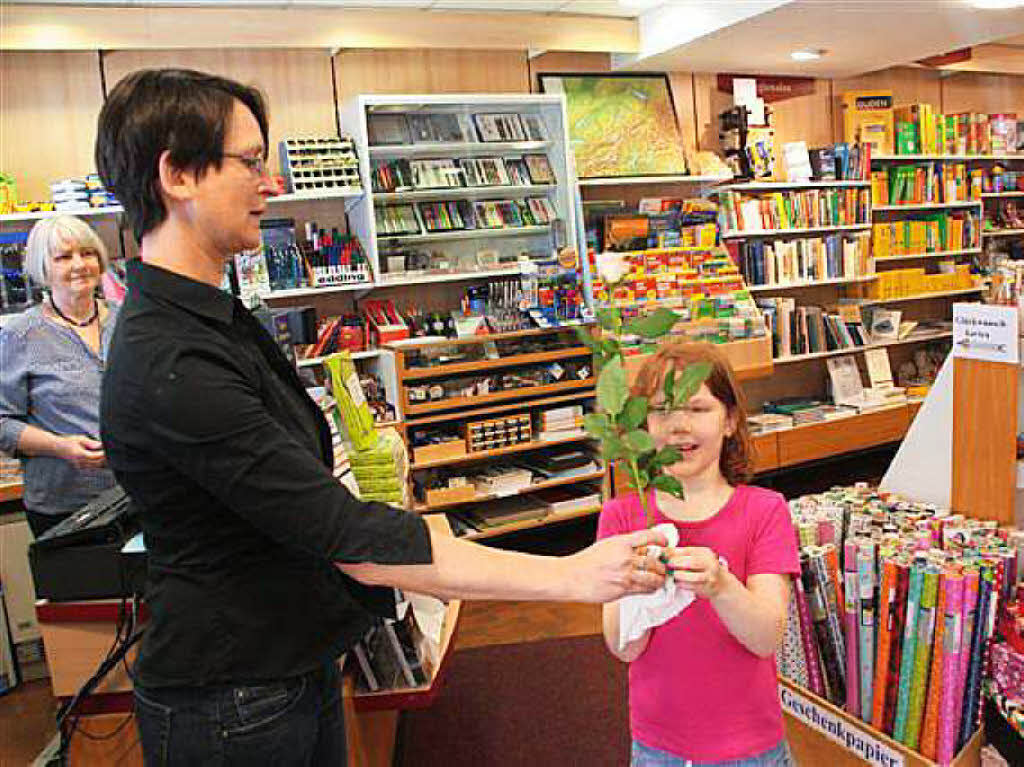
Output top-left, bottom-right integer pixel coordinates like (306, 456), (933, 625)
(583, 412), (614, 440)
(671, 361), (713, 407)
(596, 307), (622, 334)
(601, 435), (626, 461)
(662, 367), (676, 405)
(650, 446), (682, 469)
(597, 357), (628, 416)
(652, 473), (685, 498)
(623, 307), (680, 339)
(617, 397), (648, 431)
(623, 429), (655, 454)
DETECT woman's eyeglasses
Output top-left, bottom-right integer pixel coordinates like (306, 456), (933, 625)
(222, 153), (270, 178)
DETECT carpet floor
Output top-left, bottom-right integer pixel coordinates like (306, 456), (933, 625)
(397, 634), (629, 767)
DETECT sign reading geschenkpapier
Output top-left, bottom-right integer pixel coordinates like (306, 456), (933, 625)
(779, 684), (906, 767)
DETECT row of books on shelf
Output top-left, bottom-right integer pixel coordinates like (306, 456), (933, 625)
(850, 265), (976, 301)
(728, 231), (872, 287)
(793, 141), (873, 183)
(872, 212), (979, 257)
(446, 481), (603, 536)
(890, 103), (1019, 156)
(717, 188), (871, 233)
(871, 162), (975, 205)
(778, 486), (1020, 761)
(375, 198), (556, 236)
(756, 297), (941, 358)
(367, 110), (547, 147)
(586, 200), (719, 253)
(370, 154), (555, 192)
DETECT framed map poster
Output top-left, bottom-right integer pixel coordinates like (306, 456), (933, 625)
(538, 72), (688, 180)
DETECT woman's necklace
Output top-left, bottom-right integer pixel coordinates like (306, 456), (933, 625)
(49, 294), (98, 328)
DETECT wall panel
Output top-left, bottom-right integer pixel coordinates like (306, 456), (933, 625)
(332, 48), (529, 107)
(102, 49), (337, 178)
(941, 71), (1024, 116)
(0, 51), (105, 201)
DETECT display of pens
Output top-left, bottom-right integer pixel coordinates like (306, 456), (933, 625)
(304, 221), (371, 286)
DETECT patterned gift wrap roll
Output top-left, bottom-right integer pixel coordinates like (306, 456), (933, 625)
(919, 568), (949, 761)
(990, 642), (1024, 701)
(844, 539), (861, 718)
(856, 540), (876, 721)
(959, 566), (994, 751)
(871, 557), (898, 730)
(778, 584), (809, 687)
(806, 548), (845, 704)
(883, 558), (912, 736)
(894, 560), (925, 742)
(795, 558), (826, 697)
(905, 565), (940, 749)
(824, 544), (844, 627)
(951, 568), (980, 749)
(937, 572), (965, 766)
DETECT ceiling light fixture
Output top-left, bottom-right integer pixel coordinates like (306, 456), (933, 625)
(790, 48), (825, 61)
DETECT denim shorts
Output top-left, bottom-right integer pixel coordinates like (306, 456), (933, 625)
(133, 662), (345, 766)
(630, 739), (794, 767)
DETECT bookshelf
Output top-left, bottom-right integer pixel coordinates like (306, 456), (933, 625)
(577, 174), (725, 187)
(387, 326), (606, 542)
(720, 223), (871, 239)
(0, 205), (123, 223)
(341, 94), (577, 290)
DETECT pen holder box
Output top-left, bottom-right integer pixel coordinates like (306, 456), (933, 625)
(461, 414), (532, 453)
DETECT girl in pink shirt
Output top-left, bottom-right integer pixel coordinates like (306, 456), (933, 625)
(598, 342), (800, 766)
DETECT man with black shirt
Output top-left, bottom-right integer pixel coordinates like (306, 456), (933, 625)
(96, 68), (666, 766)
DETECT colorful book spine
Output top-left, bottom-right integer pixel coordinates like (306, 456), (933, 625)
(794, 561), (826, 697)
(905, 566), (939, 749)
(919, 570), (947, 760)
(844, 540), (861, 717)
(871, 558), (898, 730)
(857, 541), (876, 720)
(893, 562), (924, 742)
(937, 572), (965, 765)
(958, 568), (992, 750)
(882, 559), (911, 735)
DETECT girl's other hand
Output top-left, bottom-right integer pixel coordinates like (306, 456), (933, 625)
(665, 546), (727, 599)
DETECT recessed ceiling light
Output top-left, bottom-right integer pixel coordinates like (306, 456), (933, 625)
(791, 49), (825, 61)
(970, 0), (1024, 8)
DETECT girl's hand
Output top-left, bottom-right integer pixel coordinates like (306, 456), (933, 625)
(665, 546), (727, 599)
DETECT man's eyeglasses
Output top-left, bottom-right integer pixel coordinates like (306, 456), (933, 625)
(222, 152), (271, 178)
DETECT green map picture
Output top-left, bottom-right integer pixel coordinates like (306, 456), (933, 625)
(541, 74), (688, 179)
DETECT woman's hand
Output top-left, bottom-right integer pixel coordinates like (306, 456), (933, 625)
(56, 435), (107, 469)
(666, 546), (727, 599)
(565, 529), (669, 603)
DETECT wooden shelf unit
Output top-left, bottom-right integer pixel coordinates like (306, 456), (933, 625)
(461, 505), (601, 541)
(391, 326), (606, 541)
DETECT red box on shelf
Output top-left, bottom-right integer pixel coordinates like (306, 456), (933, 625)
(363, 299), (409, 345)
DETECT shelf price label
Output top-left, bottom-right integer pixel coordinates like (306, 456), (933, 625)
(952, 303), (1018, 365)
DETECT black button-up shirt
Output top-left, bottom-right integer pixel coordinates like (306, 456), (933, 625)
(101, 260), (431, 688)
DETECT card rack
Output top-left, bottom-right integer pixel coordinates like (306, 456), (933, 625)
(279, 136), (362, 194)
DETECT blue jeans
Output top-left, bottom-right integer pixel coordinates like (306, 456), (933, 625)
(133, 662), (345, 766)
(631, 739), (794, 767)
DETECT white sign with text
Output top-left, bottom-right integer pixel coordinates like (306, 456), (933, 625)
(953, 303), (1018, 364)
(779, 684), (905, 767)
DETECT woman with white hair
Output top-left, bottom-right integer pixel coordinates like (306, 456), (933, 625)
(0, 215), (119, 537)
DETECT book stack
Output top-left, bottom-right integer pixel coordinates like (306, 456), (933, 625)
(755, 298), (870, 359)
(537, 404), (585, 440)
(872, 210), (980, 256)
(717, 187), (871, 233)
(851, 264), (976, 299)
(779, 485), (1024, 763)
(734, 231), (873, 287)
(873, 162), (972, 205)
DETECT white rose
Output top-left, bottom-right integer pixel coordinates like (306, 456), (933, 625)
(596, 251), (630, 285)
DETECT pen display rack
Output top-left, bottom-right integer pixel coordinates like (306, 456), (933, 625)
(279, 136), (362, 194)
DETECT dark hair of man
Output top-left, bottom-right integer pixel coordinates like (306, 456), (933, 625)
(95, 68), (269, 243)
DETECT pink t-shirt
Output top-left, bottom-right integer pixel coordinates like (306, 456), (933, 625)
(597, 485), (800, 762)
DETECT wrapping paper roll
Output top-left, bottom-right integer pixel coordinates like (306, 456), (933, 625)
(937, 572), (965, 766)
(919, 570), (949, 760)
(871, 558), (898, 730)
(905, 566), (940, 749)
(894, 562), (924, 741)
